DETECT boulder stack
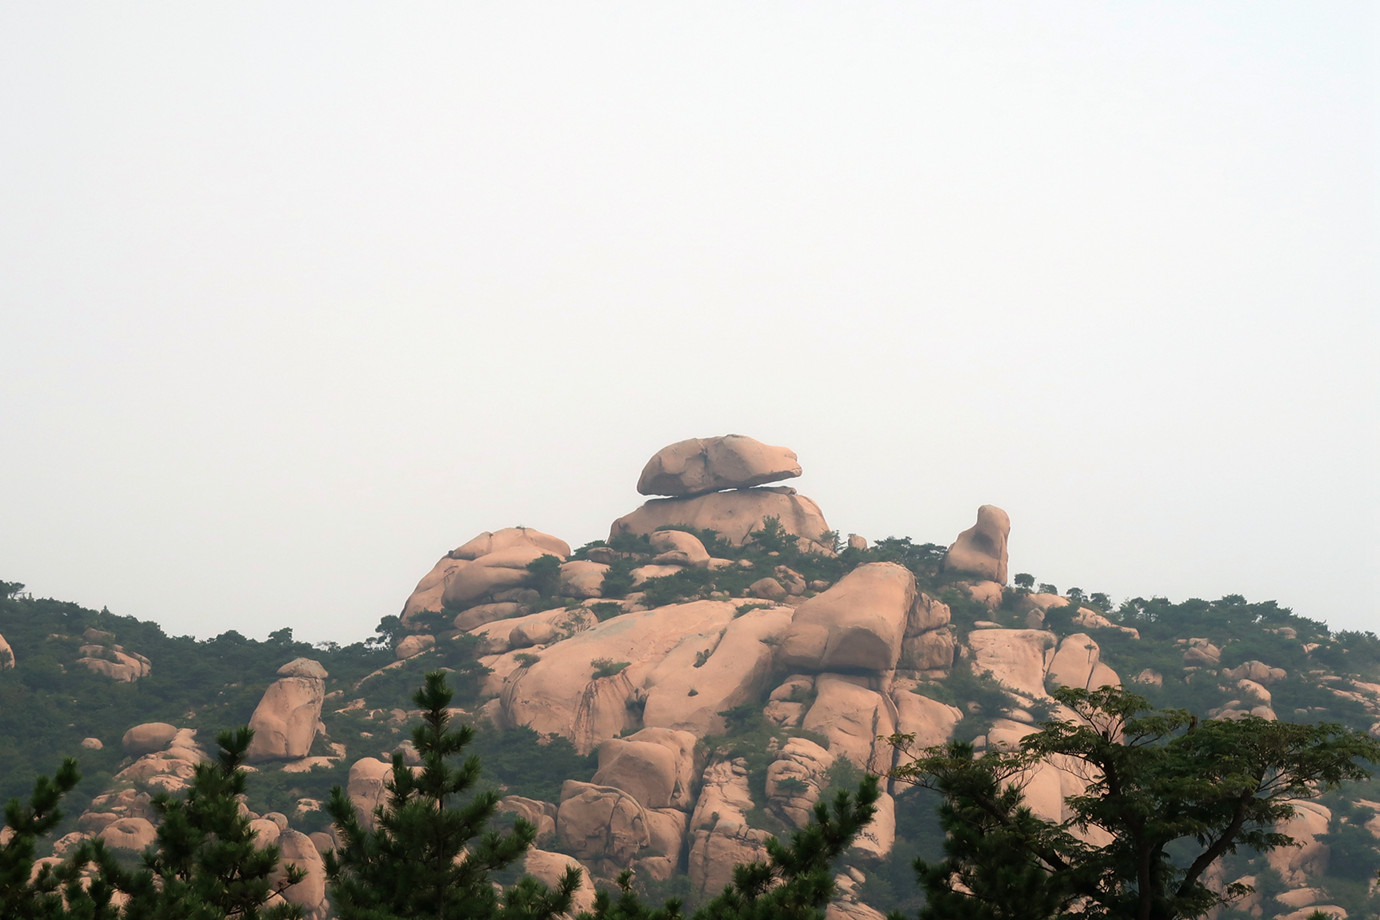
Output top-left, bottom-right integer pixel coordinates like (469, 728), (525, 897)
(613, 435), (831, 551)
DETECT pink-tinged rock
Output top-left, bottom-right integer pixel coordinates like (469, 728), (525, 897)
(593, 727), (700, 812)
(246, 659), (328, 763)
(453, 527), (570, 560)
(966, 580), (1005, 609)
(560, 560), (610, 598)
(780, 563), (915, 673)
(637, 435), (802, 496)
(847, 534), (868, 551)
(275, 829), (327, 920)
(649, 530), (711, 567)
(395, 634), (434, 660)
(1223, 660), (1287, 684)
(644, 808), (688, 863)
(1267, 800), (1332, 886)
(851, 791), (895, 861)
(499, 600), (741, 752)
(686, 757), (770, 898)
(902, 630), (956, 671)
(498, 796), (557, 842)
(1046, 634), (1120, 692)
(78, 645), (152, 682)
(802, 675), (897, 774)
(524, 850), (596, 915)
(345, 757), (393, 831)
(748, 577), (787, 600)
(81, 737), (103, 750)
(403, 528), (570, 621)
(765, 737), (834, 827)
(611, 487), (831, 550)
(99, 816), (157, 852)
(944, 505), (1011, 584)
(892, 681), (963, 752)
(642, 606), (793, 737)
(0, 633), (13, 668)
(556, 781), (650, 865)
(122, 722), (179, 757)
(631, 564), (684, 586)
(1181, 638), (1222, 667)
(454, 601), (528, 632)
(908, 594), (951, 635)
(967, 629), (1056, 699)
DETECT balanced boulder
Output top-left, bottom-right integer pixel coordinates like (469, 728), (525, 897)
(637, 435), (801, 496)
(943, 504), (1011, 584)
(246, 658), (328, 763)
(611, 487), (831, 550)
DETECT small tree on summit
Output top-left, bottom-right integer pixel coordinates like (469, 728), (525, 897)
(324, 671), (581, 920)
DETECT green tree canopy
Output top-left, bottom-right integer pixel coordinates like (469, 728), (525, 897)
(889, 685), (1380, 920)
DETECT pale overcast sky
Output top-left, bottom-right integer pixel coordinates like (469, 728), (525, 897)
(2, 3), (1375, 644)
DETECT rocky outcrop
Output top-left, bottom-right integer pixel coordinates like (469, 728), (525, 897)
(967, 629), (1057, 699)
(345, 757), (393, 831)
(591, 728), (700, 811)
(686, 757), (770, 898)
(610, 487), (831, 550)
(77, 643), (151, 682)
(275, 829), (328, 920)
(524, 850), (597, 915)
(780, 563), (915, 673)
(499, 600), (752, 751)
(401, 527), (570, 622)
(765, 737), (834, 827)
(637, 435), (802, 496)
(802, 676), (897, 774)
(944, 504), (1010, 584)
(555, 781), (651, 870)
(246, 658), (328, 763)
(1046, 634), (1119, 692)
(0, 632), (13, 668)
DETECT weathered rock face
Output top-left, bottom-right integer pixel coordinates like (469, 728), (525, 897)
(610, 487), (831, 550)
(780, 563), (915, 673)
(401, 527), (570, 622)
(246, 658), (328, 764)
(345, 757), (393, 831)
(967, 629), (1056, 699)
(802, 675), (897, 774)
(591, 728), (700, 811)
(77, 643), (151, 682)
(524, 850), (597, 915)
(556, 781), (651, 868)
(1046, 633), (1120, 692)
(944, 504), (1011, 584)
(499, 600), (751, 751)
(275, 829), (328, 920)
(686, 758), (771, 898)
(122, 722), (179, 757)
(637, 435), (802, 496)
(0, 632), (13, 668)
(765, 737), (834, 827)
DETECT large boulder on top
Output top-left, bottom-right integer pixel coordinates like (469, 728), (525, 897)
(637, 435), (802, 496)
(944, 504), (1011, 584)
(780, 563), (915, 673)
(245, 658), (328, 763)
(591, 728), (699, 811)
(610, 487), (831, 550)
(1046, 633), (1120, 692)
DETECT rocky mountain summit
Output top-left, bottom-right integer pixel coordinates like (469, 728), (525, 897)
(2, 434), (1379, 920)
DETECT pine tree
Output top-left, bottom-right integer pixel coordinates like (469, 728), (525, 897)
(889, 685), (1380, 920)
(324, 670), (580, 920)
(117, 727), (306, 920)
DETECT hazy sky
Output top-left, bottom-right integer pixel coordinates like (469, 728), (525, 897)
(2, 3), (1375, 645)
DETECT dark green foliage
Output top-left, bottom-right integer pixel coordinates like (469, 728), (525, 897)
(119, 727), (306, 920)
(581, 774), (882, 920)
(0, 757), (89, 919)
(324, 671), (580, 920)
(890, 685), (1380, 920)
(526, 555), (563, 603)
(592, 658), (631, 679)
(468, 725), (596, 803)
